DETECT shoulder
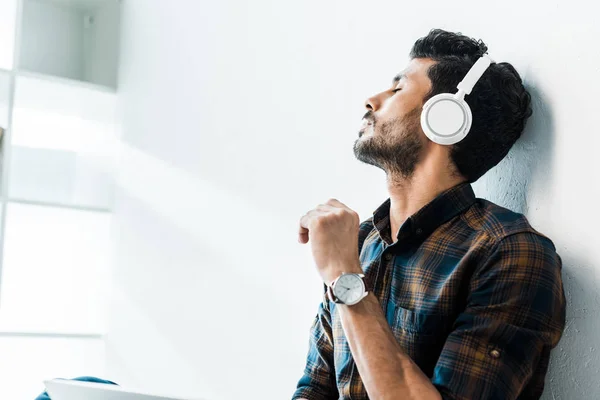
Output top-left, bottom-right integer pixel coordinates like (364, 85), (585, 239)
(457, 199), (563, 296)
(466, 200), (564, 306)
(464, 198), (557, 251)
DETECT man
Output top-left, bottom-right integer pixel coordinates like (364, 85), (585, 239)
(293, 29), (566, 400)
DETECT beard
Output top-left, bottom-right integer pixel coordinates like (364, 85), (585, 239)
(353, 107), (424, 179)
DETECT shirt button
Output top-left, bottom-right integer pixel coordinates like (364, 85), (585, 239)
(489, 349), (501, 359)
(416, 228), (423, 235)
(384, 253), (393, 261)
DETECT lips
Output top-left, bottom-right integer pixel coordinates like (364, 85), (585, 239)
(361, 119), (373, 129)
(359, 120), (374, 138)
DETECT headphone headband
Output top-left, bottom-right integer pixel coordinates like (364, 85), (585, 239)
(456, 54), (494, 96)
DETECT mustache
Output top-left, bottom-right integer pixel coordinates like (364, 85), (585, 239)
(359, 111), (376, 138)
(362, 111), (375, 124)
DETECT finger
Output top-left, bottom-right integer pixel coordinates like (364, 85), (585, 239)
(316, 204), (334, 212)
(300, 209), (327, 226)
(325, 199), (359, 221)
(298, 210), (325, 243)
(299, 213), (309, 243)
(325, 198), (348, 209)
(298, 226), (309, 244)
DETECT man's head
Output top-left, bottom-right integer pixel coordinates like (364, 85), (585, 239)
(353, 29), (532, 183)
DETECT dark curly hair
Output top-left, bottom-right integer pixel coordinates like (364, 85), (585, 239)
(410, 29), (532, 182)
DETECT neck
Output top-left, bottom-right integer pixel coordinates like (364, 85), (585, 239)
(386, 150), (466, 242)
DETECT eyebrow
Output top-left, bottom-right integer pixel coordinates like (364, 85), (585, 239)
(392, 73), (407, 85)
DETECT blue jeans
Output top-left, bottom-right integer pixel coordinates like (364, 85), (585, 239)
(35, 376), (117, 400)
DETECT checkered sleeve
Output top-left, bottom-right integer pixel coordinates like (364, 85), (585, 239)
(292, 292), (339, 400)
(432, 232), (566, 400)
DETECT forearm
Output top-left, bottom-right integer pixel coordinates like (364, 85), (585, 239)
(338, 293), (442, 400)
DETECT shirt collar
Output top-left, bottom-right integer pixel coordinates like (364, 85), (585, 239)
(372, 182), (476, 245)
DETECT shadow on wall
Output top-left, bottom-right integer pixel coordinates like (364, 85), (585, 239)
(473, 81), (555, 215)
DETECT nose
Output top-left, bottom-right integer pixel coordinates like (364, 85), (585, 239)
(365, 93), (382, 112)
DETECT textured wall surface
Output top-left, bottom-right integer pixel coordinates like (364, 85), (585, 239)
(106, 1), (599, 399)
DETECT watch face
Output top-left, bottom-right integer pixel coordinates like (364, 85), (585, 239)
(334, 274), (364, 305)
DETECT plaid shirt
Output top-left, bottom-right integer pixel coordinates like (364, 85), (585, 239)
(293, 183), (566, 400)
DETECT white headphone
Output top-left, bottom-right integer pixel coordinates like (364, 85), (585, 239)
(420, 54), (493, 145)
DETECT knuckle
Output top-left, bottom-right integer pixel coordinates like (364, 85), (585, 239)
(313, 215), (325, 227)
(340, 208), (354, 218)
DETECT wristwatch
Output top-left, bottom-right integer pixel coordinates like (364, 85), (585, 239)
(327, 273), (370, 306)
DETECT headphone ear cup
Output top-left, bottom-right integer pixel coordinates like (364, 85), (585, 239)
(421, 93), (472, 145)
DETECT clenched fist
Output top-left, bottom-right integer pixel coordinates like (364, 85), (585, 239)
(299, 198), (363, 284)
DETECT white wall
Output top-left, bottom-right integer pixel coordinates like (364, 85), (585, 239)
(8, 73), (117, 209)
(106, 1), (600, 399)
(0, 0), (18, 70)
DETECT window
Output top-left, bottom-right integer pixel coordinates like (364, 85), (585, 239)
(0, 203), (111, 334)
(0, 1), (121, 398)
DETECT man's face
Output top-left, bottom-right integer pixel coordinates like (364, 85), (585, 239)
(354, 58), (436, 178)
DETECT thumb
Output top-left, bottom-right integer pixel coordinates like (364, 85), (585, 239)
(298, 226), (309, 244)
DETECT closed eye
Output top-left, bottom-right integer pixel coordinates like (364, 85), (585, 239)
(392, 88), (402, 93)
